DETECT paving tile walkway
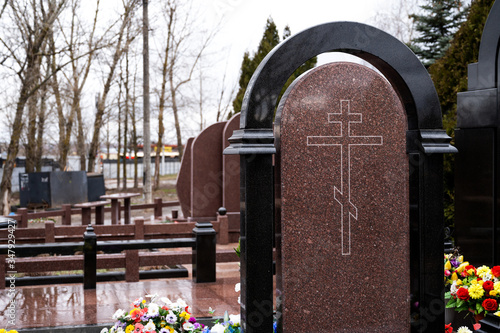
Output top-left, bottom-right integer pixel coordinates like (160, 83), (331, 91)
(0, 262), (241, 330)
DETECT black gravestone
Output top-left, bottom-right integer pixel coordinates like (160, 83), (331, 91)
(455, 2), (500, 266)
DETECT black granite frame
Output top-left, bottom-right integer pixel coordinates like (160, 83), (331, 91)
(224, 21), (456, 333)
(455, 2), (500, 267)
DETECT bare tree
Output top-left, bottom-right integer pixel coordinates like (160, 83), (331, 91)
(0, 0), (67, 214)
(143, 0), (151, 202)
(87, 0), (140, 173)
(56, 0), (103, 170)
(370, 0), (421, 45)
(159, 0), (215, 160)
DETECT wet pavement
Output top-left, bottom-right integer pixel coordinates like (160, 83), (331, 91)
(0, 262), (241, 330)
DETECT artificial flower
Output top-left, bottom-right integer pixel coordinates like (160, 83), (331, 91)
(482, 298), (498, 312)
(492, 266), (500, 278)
(445, 260), (452, 270)
(143, 320), (156, 333)
(495, 311), (500, 317)
(457, 287), (470, 300)
(113, 309), (126, 320)
(229, 314), (241, 325)
(494, 281), (500, 294)
(165, 311), (177, 324)
(147, 303), (159, 318)
(126, 325), (135, 333)
(445, 323), (452, 333)
(469, 284), (485, 299)
(484, 280), (494, 292)
(457, 327), (472, 333)
(209, 323), (225, 333)
(477, 265), (492, 278)
(134, 323), (144, 333)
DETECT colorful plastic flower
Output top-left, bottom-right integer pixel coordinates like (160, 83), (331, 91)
(468, 284), (485, 299)
(445, 323), (452, 333)
(457, 327), (472, 333)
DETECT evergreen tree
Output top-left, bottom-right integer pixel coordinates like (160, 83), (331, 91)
(428, 0), (495, 227)
(410, 0), (469, 67)
(230, 18), (316, 118)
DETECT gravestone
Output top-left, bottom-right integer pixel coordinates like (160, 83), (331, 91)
(455, 1), (500, 266)
(222, 113), (241, 242)
(190, 121), (227, 222)
(276, 62), (408, 331)
(225, 21), (455, 333)
(176, 137), (194, 218)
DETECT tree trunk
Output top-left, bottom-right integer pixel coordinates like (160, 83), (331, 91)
(142, 0), (152, 202)
(76, 100), (86, 171)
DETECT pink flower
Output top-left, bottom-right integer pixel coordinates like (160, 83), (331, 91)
(134, 323), (144, 333)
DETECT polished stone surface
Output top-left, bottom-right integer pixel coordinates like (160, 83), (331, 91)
(0, 262), (240, 330)
(277, 62), (409, 332)
(191, 122), (226, 221)
(176, 137), (194, 218)
(222, 113), (241, 241)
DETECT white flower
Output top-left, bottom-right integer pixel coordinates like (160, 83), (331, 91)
(177, 298), (187, 308)
(182, 322), (194, 331)
(238, 295), (240, 304)
(457, 327), (473, 333)
(450, 281), (459, 295)
(483, 273), (493, 281)
(147, 303), (160, 317)
(235, 283), (241, 293)
(210, 323), (226, 333)
(115, 328), (124, 333)
(166, 310), (177, 324)
(161, 297), (173, 306)
(100, 329), (109, 333)
(112, 309), (126, 320)
(229, 314), (240, 325)
(144, 319), (156, 332)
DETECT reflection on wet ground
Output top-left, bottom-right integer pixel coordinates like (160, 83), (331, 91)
(0, 263), (240, 329)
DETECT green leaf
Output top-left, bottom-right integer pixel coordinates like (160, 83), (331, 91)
(446, 299), (456, 308)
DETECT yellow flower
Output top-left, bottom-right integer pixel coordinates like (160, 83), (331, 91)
(452, 273), (458, 281)
(456, 279), (463, 286)
(0, 330), (6, 333)
(7, 331), (18, 333)
(445, 260), (452, 270)
(477, 265), (491, 278)
(457, 262), (469, 273)
(125, 325), (134, 333)
(165, 326), (174, 333)
(495, 311), (500, 317)
(471, 279), (478, 285)
(459, 256), (464, 263)
(494, 281), (500, 294)
(491, 290), (498, 296)
(469, 284), (485, 299)
(180, 311), (190, 320)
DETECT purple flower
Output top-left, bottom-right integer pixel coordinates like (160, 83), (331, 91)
(450, 258), (460, 268)
(189, 317), (197, 324)
(194, 323), (201, 329)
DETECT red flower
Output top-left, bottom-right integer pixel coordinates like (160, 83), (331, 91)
(483, 298), (498, 312)
(484, 280), (494, 292)
(457, 287), (470, 301)
(134, 323), (144, 333)
(445, 323), (453, 333)
(465, 265), (477, 276)
(492, 266), (500, 278)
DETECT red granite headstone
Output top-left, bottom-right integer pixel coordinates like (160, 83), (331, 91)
(277, 62), (409, 332)
(176, 137), (194, 218)
(222, 113), (241, 242)
(190, 121), (227, 221)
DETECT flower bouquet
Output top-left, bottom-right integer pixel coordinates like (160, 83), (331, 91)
(101, 295), (207, 333)
(444, 252), (500, 317)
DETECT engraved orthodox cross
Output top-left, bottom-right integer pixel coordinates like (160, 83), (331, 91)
(307, 100), (383, 255)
